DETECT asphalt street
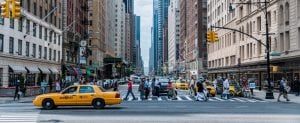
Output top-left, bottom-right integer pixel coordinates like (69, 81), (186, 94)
(0, 84), (300, 123)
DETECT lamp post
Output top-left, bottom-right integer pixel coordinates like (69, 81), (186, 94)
(229, 0), (274, 99)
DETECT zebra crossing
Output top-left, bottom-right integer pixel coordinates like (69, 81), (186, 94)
(0, 113), (39, 123)
(122, 95), (267, 103)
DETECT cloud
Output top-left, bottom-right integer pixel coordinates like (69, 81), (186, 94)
(135, 0), (153, 68)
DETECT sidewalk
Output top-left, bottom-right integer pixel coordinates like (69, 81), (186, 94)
(0, 96), (36, 104)
(253, 89), (300, 103)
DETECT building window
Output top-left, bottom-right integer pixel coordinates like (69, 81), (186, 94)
(280, 33), (284, 52)
(298, 1), (300, 18)
(58, 51), (60, 62)
(18, 39), (22, 55)
(44, 28), (47, 41)
(9, 37), (14, 54)
(25, 42), (29, 57)
(0, 34), (3, 52)
(18, 17), (23, 32)
(33, 2), (37, 15)
(49, 31), (52, 42)
(49, 48), (52, 60)
(38, 45), (42, 59)
(39, 6), (42, 18)
(44, 47), (47, 59)
(285, 31), (290, 51)
(33, 23), (37, 37)
(267, 12), (271, 27)
(54, 33), (56, 44)
(26, 19), (30, 34)
(279, 5), (284, 25)
(0, 7), (4, 25)
(32, 43), (36, 58)
(39, 25), (42, 39)
(10, 19), (14, 29)
(58, 35), (60, 45)
(257, 17), (261, 32)
(285, 2), (289, 25)
(53, 50), (56, 61)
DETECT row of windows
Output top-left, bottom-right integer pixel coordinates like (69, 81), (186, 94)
(208, 55), (236, 68)
(0, 17), (61, 46)
(0, 34), (61, 62)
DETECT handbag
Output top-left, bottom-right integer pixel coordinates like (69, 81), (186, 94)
(18, 91), (22, 95)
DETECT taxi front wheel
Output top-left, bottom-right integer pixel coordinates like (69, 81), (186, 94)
(93, 99), (105, 109)
(42, 99), (55, 110)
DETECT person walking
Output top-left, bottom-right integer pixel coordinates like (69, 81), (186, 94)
(139, 79), (145, 100)
(154, 78), (160, 97)
(113, 80), (119, 91)
(40, 79), (47, 94)
(195, 80), (207, 101)
(189, 77), (196, 96)
(124, 78), (137, 100)
(294, 77), (300, 96)
(144, 79), (151, 99)
(222, 77), (230, 99)
(278, 77), (290, 102)
(13, 80), (21, 101)
(55, 79), (61, 92)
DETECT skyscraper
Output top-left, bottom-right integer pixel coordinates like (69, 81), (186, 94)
(152, 0), (170, 75)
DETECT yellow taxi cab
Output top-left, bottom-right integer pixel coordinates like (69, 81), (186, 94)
(205, 82), (216, 97)
(175, 79), (189, 90)
(194, 81), (216, 97)
(33, 85), (122, 110)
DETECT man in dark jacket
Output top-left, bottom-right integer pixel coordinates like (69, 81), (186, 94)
(13, 80), (20, 101)
(294, 77), (300, 96)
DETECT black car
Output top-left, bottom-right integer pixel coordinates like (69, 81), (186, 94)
(152, 78), (170, 96)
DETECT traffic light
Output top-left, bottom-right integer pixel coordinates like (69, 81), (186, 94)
(212, 31), (219, 42)
(12, 0), (21, 18)
(206, 31), (213, 42)
(1, 0), (10, 18)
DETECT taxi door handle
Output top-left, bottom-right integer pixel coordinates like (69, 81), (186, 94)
(90, 94), (94, 96)
(72, 95), (76, 96)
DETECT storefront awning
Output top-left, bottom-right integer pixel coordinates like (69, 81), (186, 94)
(38, 66), (51, 74)
(25, 66), (40, 73)
(49, 67), (59, 74)
(9, 65), (27, 73)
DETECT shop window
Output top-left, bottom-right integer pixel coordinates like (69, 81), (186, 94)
(26, 74), (36, 86)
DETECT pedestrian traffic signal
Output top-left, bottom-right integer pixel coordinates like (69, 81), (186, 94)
(1, 1), (10, 18)
(12, 0), (21, 18)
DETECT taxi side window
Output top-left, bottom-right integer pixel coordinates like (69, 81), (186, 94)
(79, 86), (95, 93)
(62, 87), (78, 94)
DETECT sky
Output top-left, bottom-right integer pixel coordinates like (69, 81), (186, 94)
(135, 0), (153, 69)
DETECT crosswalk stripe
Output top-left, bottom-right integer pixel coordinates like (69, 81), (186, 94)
(0, 114), (38, 123)
(231, 98), (246, 102)
(243, 98), (256, 103)
(228, 99), (235, 102)
(176, 96), (183, 101)
(185, 95), (193, 101)
(208, 98), (217, 101)
(157, 97), (162, 101)
(212, 97), (225, 101)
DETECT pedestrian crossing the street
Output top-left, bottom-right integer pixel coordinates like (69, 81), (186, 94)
(0, 113), (39, 123)
(121, 94), (267, 103)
